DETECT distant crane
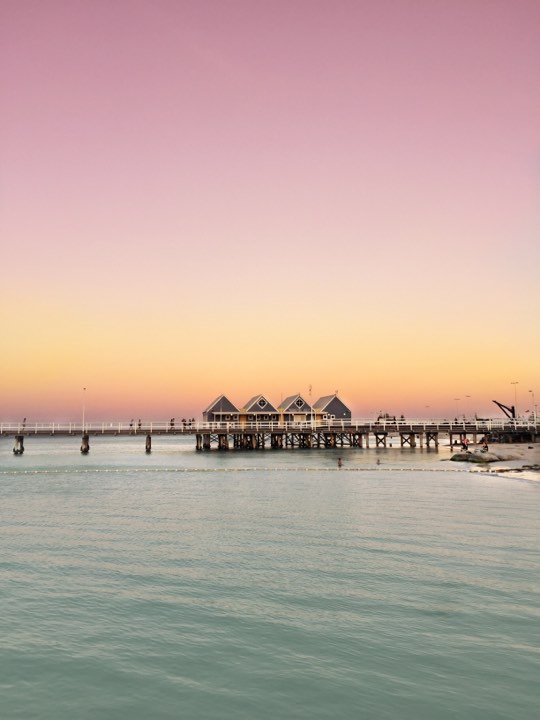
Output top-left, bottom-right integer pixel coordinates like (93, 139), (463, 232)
(492, 400), (515, 420)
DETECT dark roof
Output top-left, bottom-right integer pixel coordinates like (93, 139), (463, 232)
(204, 394), (239, 414)
(241, 394), (279, 414)
(313, 394), (337, 411)
(278, 394), (312, 412)
(313, 394), (351, 413)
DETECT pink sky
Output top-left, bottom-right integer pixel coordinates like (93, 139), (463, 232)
(1, 0), (539, 421)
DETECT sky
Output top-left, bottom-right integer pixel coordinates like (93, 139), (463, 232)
(1, 0), (539, 422)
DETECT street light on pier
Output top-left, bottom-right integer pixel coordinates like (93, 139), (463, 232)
(510, 381), (519, 417)
(82, 387), (86, 432)
(454, 398), (460, 418)
(529, 390), (536, 423)
(464, 395), (471, 420)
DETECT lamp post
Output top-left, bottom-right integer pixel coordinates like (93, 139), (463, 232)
(82, 387), (86, 432)
(529, 390), (536, 423)
(454, 398), (460, 419)
(510, 381), (519, 417)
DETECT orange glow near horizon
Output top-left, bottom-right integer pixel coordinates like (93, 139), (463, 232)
(2, 293), (537, 421)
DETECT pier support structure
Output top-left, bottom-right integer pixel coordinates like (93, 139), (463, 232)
(271, 433), (284, 448)
(218, 434), (229, 450)
(425, 431), (439, 448)
(400, 432), (416, 448)
(13, 434), (24, 455)
(374, 432), (387, 448)
(80, 433), (90, 454)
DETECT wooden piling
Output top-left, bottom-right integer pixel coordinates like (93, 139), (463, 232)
(13, 434), (24, 455)
(271, 433), (284, 448)
(80, 433), (90, 454)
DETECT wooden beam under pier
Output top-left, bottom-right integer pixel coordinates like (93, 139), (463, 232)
(425, 431), (439, 448)
(374, 432), (387, 448)
(400, 432), (416, 448)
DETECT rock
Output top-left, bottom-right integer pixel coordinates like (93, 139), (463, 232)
(450, 452), (492, 463)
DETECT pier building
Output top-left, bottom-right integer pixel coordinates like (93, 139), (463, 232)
(240, 395), (279, 424)
(203, 395), (240, 423)
(203, 392), (352, 426)
(277, 394), (313, 423)
(313, 394), (352, 422)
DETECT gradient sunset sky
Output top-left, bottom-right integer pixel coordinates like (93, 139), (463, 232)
(1, 0), (539, 422)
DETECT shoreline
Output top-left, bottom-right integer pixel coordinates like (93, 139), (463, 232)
(448, 442), (540, 482)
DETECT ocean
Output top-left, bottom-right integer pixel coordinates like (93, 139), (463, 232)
(1, 435), (539, 719)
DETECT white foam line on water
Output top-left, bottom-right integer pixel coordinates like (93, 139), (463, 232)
(0, 466), (472, 476)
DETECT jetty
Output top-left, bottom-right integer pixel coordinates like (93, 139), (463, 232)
(1, 418), (538, 452)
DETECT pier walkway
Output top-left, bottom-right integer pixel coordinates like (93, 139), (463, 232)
(2, 418), (538, 450)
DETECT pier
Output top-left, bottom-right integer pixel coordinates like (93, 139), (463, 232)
(192, 419), (539, 451)
(1, 418), (538, 451)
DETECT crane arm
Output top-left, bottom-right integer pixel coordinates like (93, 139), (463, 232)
(492, 400), (515, 419)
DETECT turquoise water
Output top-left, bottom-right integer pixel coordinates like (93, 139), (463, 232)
(1, 436), (539, 719)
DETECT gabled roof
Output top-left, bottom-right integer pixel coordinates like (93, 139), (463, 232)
(313, 394), (350, 412)
(241, 394), (279, 414)
(278, 394), (312, 413)
(204, 394), (239, 414)
(313, 394), (337, 411)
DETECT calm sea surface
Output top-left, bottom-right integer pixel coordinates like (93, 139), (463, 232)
(1, 436), (539, 719)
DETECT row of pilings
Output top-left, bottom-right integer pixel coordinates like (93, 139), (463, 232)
(9, 427), (536, 455)
(195, 430), (443, 450)
(12, 433), (153, 455)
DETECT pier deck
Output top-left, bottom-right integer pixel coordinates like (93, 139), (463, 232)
(2, 419), (538, 450)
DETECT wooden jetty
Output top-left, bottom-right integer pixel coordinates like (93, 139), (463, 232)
(194, 420), (539, 451)
(1, 419), (538, 452)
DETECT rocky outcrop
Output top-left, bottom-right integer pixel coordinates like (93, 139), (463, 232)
(450, 452), (495, 463)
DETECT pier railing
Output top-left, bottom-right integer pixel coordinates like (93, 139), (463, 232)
(1, 418), (538, 436)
